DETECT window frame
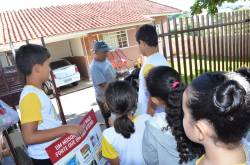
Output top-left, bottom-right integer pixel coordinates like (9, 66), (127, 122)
(0, 52), (14, 67)
(102, 30), (130, 50)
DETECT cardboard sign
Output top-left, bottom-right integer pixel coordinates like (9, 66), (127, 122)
(46, 110), (106, 165)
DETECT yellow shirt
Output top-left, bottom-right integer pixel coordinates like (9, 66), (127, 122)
(101, 114), (150, 165)
(196, 153), (247, 165)
(19, 85), (61, 159)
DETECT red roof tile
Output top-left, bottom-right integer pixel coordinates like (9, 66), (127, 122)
(0, 0), (181, 45)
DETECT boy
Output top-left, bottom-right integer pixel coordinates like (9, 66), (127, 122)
(16, 44), (83, 165)
(136, 24), (169, 115)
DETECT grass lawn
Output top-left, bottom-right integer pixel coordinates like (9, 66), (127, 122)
(168, 57), (250, 84)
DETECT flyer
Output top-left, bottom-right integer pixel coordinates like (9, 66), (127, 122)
(46, 110), (107, 165)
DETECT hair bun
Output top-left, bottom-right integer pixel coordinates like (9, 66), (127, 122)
(236, 67), (250, 79)
(213, 80), (246, 114)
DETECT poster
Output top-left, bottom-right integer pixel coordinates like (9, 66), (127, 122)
(46, 110), (107, 165)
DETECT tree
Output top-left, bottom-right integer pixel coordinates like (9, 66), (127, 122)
(191, 0), (239, 15)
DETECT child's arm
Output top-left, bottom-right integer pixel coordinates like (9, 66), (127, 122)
(102, 135), (120, 165)
(19, 93), (83, 145)
(21, 122), (83, 145)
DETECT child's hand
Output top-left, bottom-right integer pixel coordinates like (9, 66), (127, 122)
(64, 124), (83, 136)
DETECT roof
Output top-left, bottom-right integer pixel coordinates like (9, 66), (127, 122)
(0, 0), (181, 45)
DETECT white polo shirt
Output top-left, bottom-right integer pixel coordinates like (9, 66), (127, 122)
(102, 114), (151, 165)
(137, 52), (169, 115)
(19, 85), (62, 159)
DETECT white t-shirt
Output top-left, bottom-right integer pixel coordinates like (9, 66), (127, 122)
(137, 52), (169, 115)
(102, 114), (151, 165)
(19, 85), (62, 159)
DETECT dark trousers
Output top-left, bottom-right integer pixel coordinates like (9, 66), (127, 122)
(31, 158), (53, 165)
(96, 99), (111, 128)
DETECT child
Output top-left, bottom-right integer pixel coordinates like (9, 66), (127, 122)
(102, 81), (151, 165)
(143, 66), (201, 165)
(15, 44), (83, 165)
(183, 70), (250, 165)
(136, 24), (169, 115)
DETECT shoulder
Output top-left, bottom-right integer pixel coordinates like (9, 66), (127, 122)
(105, 59), (112, 65)
(90, 62), (102, 73)
(243, 139), (250, 163)
(133, 114), (151, 131)
(19, 92), (41, 110)
(19, 86), (49, 110)
(20, 86), (41, 101)
(142, 63), (154, 77)
(90, 60), (97, 69)
(147, 112), (168, 130)
(150, 53), (169, 66)
(142, 53), (169, 76)
(135, 114), (151, 123)
(103, 127), (116, 140)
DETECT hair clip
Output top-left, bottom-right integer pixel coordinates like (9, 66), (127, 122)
(172, 81), (180, 89)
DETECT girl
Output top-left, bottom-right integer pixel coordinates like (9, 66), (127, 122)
(143, 66), (202, 165)
(183, 69), (250, 165)
(102, 81), (151, 165)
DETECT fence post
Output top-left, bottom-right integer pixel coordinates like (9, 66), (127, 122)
(173, 18), (181, 75)
(160, 20), (167, 59)
(215, 14), (221, 71)
(166, 18), (175, 69)
(179, 18), (188, 83)
(186, 17), (193, 81)
(243, 10), (247, 66)
(191, 17), (199, 76)
(206, 15), (212, 71)
(201, 15), (208, 72)
(158, 10), (249, 81)
(220, 13), (225, 71)
(196, 15), (203, 74)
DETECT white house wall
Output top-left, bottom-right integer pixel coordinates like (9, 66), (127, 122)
(46, 40), (73, 61)
(69, 38), (85, 56)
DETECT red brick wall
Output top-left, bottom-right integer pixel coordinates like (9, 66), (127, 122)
(83, 26), (142, 68)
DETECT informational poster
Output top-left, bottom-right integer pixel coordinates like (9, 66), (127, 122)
(46, 110), (107, 165)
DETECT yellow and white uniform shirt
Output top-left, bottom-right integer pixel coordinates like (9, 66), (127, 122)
(102, 114), (151, 165)
(19, 85), (61, 159)
(137, 53), (169, 115)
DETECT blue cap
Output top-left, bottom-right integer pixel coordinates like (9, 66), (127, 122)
(92, 40), (111, 52)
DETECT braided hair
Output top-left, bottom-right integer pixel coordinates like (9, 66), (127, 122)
(146, 66), (203, 163)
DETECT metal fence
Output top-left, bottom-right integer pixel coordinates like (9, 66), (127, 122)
(159, 10), (250, 84)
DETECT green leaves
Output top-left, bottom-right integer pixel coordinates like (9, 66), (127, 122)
(191, 0), (239, 15)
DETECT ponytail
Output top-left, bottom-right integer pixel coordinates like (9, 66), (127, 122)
(105, 81), (138, 139)
(114, 114), (135, 138)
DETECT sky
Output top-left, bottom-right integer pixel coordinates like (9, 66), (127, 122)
(0, 0), (249, 12)
(0, 0), (194, 12)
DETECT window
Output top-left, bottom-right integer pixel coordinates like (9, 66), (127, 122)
(155, 24), (162, 35)
(0, 52), (14, 67)
(155, 24), (162, 42)
(103, 30), (129, 49)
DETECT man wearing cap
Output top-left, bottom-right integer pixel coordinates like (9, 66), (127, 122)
(90, 41), (116, 127)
